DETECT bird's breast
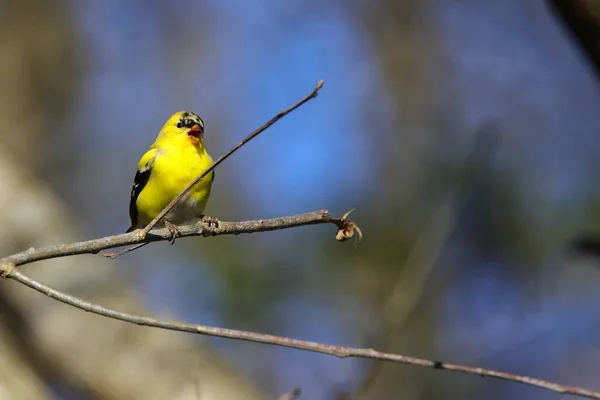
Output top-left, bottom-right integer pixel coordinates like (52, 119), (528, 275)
(136, 145), (213, 225)
(155, 147), (212, 193)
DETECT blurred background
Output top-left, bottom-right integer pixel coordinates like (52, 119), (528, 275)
(1, 0), (600, 399)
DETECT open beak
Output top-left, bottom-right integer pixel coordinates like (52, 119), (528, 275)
(187, 124), (202, 142)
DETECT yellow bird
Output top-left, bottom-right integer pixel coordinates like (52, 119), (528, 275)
(127, 111), (216, 241)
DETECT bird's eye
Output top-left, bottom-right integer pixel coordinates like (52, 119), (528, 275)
(176, 121), (183, 128)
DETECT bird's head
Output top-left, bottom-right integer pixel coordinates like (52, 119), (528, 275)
(158, 111), (205, 147)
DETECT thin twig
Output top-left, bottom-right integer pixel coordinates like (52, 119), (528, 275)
(103, 243), (148, 259)
(140, 80), (325, 238)
(0, 210), (356, 267)
(0, 266), (598, 400)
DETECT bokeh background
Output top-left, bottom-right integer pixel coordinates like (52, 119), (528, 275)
(1, 0), (600, 399)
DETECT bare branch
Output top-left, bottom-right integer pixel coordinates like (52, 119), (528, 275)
(0, 266), (598, 399)
(140, 80), (325, 237)
(0, 210), (356, 268)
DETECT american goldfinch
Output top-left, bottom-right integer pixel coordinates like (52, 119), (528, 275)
(127, 111), (216, 241)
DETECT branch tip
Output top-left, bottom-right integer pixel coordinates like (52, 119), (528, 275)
(335, 209), (362, 242)
(309, 80), (324, 99)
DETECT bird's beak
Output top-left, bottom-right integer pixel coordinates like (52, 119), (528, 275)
(187, 124), (202, 142)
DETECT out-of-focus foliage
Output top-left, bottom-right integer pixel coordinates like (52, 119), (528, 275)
(1, 0), (600, 399)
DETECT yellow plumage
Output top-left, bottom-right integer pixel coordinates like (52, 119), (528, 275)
(127, 111), (214, 235)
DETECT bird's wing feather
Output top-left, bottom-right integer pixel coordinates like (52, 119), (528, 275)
(127, 149), (158, 232)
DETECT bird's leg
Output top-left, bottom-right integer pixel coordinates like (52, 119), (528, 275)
(200, 214), (220, 228)
(164, 220), (182, 244)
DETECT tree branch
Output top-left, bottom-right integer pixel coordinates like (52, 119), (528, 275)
(0, 266), (598, 399)
(0, 210), (358, 268)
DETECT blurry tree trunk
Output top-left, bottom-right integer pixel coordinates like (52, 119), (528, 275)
(0, 0), (79, 173)
(548, 0), (600, 256)
(547, 0), (600, 78)
(0, 0), (266, 398)
(352, 0), (600, 398)
(0, 317), (53, 399)
(348, 1), (450, 398)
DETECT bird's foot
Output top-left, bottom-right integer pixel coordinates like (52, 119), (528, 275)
(200, 215), (220, 228)
(164, 220), (182, 244)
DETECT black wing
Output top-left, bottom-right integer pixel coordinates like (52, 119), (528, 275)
(127, 164), (152, 232)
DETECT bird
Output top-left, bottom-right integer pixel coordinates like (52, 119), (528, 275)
(127, 111), (217, 242)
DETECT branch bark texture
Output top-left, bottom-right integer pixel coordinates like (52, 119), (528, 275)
(0, 210), (356, 268)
